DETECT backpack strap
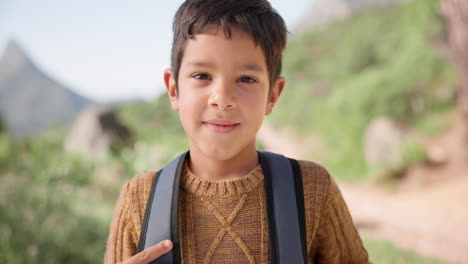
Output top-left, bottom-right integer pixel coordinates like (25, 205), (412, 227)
(259, 152), (307, 264)
(289, 158), (308, 263)
(138, 151), (307, 264)
(137, 151), (187, 264)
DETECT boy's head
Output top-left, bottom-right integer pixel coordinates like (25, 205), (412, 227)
(164, 0), (288, 161)
(171, 0), (287, 88)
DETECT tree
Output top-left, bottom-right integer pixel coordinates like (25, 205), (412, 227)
(441, 0), (468, 160)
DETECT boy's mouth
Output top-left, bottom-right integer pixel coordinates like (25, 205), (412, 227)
(203, 120), (240, 133)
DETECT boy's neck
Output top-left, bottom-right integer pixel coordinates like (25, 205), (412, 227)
(187, 142), (259, 182)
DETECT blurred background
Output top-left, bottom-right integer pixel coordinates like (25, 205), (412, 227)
(1, 0), (467, 263)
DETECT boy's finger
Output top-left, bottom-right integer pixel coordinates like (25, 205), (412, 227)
(121, 240), (173, 264)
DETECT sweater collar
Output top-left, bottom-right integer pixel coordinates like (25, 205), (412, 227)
(180, 161), (264, 197)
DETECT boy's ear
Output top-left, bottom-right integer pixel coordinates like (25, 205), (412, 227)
(164, 68), (179, 111)
(265, 76), (285, 115)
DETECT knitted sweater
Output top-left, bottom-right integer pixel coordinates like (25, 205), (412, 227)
(104, 160), (370, 263)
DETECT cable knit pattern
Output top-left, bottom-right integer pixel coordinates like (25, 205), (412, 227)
(104, 160), (370, 264)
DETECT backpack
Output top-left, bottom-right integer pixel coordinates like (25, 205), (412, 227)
(137, 151), (308, 264)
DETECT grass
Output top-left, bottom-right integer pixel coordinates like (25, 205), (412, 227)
(364, 236), (442, 264)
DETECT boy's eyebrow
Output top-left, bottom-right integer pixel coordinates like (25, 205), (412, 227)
(186, 61), (215, 68)
(185, 61), (265, 72)
(241, 64), (264, 72)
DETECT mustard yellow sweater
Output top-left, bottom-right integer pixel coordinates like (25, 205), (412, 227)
(104, 160), (370, 263)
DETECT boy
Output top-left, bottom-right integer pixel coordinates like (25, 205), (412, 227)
(105, 0), (370, 263)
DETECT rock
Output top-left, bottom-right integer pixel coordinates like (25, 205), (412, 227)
(426, 145), (448, 166)
(64, 106), (132, 161)
(364, 117), (405, 167)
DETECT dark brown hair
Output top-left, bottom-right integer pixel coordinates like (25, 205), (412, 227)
(171, 0), (287, 88)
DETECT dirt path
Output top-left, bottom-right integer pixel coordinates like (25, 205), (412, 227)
(258, 121), (468, 264)
(341, 179), (468, 264)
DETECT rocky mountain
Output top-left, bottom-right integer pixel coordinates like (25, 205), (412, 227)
(0, 40), (94, 137)
(294, 0), (412, 33)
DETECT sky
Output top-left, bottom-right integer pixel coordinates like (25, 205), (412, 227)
(0, 0), (312, 103)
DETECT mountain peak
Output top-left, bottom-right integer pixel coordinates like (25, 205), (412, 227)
(0, 40), (34, 73)
(4, 40), (27, 56)
(0, 39), (94, 137)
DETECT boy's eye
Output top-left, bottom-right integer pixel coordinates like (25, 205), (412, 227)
(239, 76), (256, 83)
(193, 73), (210, 80)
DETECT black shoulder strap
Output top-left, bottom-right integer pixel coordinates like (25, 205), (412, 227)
(137, 152), (187, 264)
(289, 158), (308, 263)
(137, 170), (162, 252)
(259, 152), (307, 264)
(139, 151), (307, 264)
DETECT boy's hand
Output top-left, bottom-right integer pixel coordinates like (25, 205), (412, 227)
(120, 240), (173, 264)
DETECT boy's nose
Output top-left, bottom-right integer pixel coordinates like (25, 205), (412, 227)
(208, 81), (237, 111)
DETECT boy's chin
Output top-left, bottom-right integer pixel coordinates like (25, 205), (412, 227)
(193, 143), (256, 162)
(200, 148), (241, 161)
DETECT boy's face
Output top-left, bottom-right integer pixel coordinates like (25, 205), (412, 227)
(164, 26), (285, 161)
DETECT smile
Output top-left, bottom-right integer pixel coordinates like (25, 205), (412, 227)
(203, 120), (240, 133)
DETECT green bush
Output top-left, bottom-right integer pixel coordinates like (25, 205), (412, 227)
(272, 0), (456, 181)
(0, 131), (117, 264)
